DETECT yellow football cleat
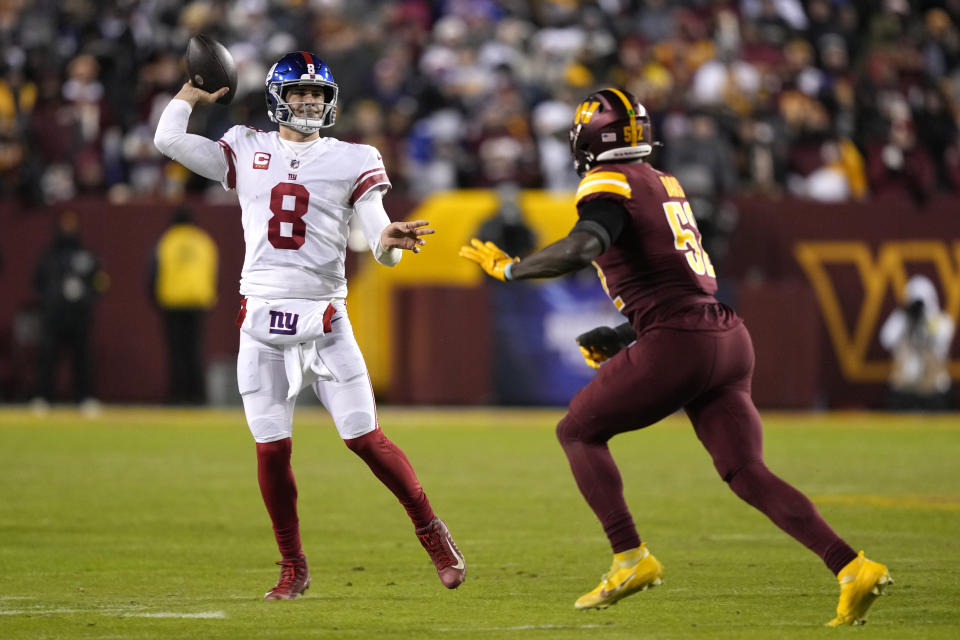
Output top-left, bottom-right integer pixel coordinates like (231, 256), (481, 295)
(826, 551), (892, 626)
(574, 543), (664, 610)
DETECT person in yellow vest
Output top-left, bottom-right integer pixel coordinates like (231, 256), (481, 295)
(151, 206), (218, 405)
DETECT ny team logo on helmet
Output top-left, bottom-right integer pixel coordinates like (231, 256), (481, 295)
(569, 88), (655, 176)
(265, 52), (338, 134)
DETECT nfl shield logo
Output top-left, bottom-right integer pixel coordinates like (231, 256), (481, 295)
(290, 159), (300, 168)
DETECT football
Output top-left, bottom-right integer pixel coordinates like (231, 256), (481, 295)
(185, 34), (237, 105)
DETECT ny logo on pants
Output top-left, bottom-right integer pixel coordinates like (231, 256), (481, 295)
(268, 310), (299, 335)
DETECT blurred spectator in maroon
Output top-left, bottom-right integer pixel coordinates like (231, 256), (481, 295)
(28, 55), (118, 202)
(913, 83), (959, 192)
(61, 54), (116, 192)
(867, 118), (936, 206)
(28, 70), (77, 203)
(738, 14), (786, 70)
(385, 0), (432, 51)
(136, 52), (188, 127)
(780, 87), (832, 180)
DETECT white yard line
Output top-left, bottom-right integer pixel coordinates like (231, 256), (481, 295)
(0, 606), (226, 619)
(437, 624), (613, 632)
(122, 612), (226, 619)
(0, 608), (87, 615)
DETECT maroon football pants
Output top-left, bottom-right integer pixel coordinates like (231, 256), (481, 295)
(556, 322), (856, 575)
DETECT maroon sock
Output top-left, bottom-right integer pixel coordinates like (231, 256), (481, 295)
(557, 416), (641, 553)
(823, 539), (860, 576)
(728, 461), (857, 574)
(345, 429), (435, 529)
(256, 438), (303, 562)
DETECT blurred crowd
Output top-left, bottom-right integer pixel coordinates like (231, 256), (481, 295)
(2, 0), (960, 214)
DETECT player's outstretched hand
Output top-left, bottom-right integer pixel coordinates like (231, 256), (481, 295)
(381, 219), (435, 253)
(173, 81), (230, 108)
(458, 238), (518, 281)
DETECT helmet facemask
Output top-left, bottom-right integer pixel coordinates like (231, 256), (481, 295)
(267, 79), (338, 134)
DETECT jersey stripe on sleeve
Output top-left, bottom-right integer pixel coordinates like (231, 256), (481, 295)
(218, 139), (237, 189)
(349, 170), (390, 206)
(575, 170), (631, 203)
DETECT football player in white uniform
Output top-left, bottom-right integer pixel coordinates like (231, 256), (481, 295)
(154, 51), (465, 599)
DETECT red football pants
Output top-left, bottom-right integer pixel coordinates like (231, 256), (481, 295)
(556, 323), (856, 574)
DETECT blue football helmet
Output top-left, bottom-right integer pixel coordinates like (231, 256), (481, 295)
(265, 51), (338, 133)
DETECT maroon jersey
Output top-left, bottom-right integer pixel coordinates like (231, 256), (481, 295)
(576, 162), (740, 334)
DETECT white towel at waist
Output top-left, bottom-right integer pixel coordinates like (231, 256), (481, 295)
(283, 340), (334, 400)
(239, 296), (339, 399)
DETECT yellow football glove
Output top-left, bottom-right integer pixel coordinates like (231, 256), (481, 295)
(578, 345), (608, 369)
(458, 238), (519, 281)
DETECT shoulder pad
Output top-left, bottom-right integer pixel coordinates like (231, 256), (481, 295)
(576, 169), (631, 204)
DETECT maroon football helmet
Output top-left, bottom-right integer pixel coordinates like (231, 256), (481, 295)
(569, 88), (655, 176)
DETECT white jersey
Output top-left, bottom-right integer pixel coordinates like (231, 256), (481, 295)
(217, 126), (390, 299)
(154, 99), (394, 442)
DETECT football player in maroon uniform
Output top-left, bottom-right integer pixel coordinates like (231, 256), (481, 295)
(460, 88), (890, 625)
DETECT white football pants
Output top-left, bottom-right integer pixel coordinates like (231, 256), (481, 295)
(237, 301), (378, 443)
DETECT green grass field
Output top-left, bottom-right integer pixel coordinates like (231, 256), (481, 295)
(1, 407), (958, 639)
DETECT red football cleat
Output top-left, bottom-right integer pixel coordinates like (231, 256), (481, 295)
(264, 556), (311, 600)
(416, 518), (466, 589)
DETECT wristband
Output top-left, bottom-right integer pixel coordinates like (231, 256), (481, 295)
(504, 261), (515, 281)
